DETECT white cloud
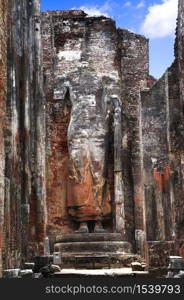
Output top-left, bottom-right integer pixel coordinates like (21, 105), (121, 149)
(141, 0), (178, 39)
(77, 1), (112, 17)
(78, 6), (108, 17)
(136, 1), (145, 9)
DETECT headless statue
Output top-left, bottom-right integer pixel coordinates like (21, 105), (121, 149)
(66, 93), (111, 233)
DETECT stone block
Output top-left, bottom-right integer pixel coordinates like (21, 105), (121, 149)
(33, 255), (53, 273)
(174, 271), (184, 278)
(131, 262), (144, 271)
(168, 256), (184, 270)
(3, 269), (20, 278)
(24, 262), (35, 270)
(56, 233), (124, 243)
(54, 241), (132, 253)
(53, 252), (62, 265)
(147, 241), (176, 268)
(20, 270), (33, 278)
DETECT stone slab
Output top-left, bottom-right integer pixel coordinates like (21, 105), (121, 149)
(53, 251), (143, 269)
(54, 241), (132, 253)
(147, 241), (176, 268)
(168, 256), (184, 270)
(3, 269), (20, 278)
(56, 233), (124, 243)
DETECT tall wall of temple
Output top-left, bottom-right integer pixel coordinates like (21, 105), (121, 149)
(0, 0), (7, 277)
(120, 29), (150, 254)
(0, 0), (46, 272)
(140, 0), (184, 269)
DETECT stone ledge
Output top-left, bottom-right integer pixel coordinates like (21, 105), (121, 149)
(53, 251), (143, 269)
(54, 241), (132, 253)
(56, 233), (124, 243)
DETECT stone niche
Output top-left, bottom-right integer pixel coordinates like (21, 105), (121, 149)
(41, 10), (149, 247)
(43, 11), (119, 237)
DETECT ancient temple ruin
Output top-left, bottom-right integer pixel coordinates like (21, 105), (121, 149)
(0, 0), (184, 277)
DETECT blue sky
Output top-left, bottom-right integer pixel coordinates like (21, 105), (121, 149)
(41, 0), (178, 79)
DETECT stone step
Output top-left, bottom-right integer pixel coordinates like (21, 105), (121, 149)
(54, 241), (132, 253)
(56, 233), (124, 243)
(53, 251), (143, 269)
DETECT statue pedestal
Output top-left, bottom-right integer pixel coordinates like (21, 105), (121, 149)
(54, 234), (143, 269)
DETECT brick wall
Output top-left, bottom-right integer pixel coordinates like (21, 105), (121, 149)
(140, 0), (184, 268)
(2, 0), (46, 271)
(120, 29), (149, 252)
(0, 0), (7, 277)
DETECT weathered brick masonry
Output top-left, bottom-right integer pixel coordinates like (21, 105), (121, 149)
(141, 0), (184, 268)
(1, 0), (46, 272)
(0, 0), (7, 276)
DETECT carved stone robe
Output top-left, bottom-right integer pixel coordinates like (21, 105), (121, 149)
(66, 92), (111, 222)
